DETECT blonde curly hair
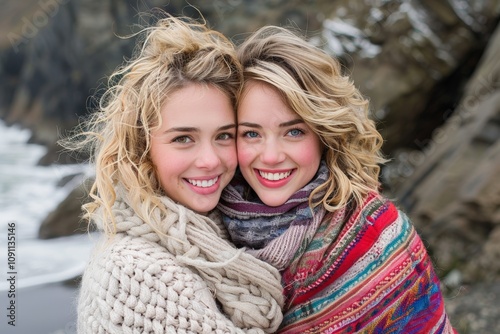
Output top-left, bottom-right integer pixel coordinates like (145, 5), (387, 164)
(237, 26), (386, 212)
(67, 15), (242, 235)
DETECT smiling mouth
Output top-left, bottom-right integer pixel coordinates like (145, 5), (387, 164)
(186, 176), (219, 188)
(258, 170), (293, 181)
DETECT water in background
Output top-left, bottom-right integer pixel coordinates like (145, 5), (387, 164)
(0, 120), (95, 291)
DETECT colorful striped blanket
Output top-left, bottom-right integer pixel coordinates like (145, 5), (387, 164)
(279, 193), (456, 333)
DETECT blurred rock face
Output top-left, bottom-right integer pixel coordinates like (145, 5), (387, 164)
(0, 0), (499, 283)
(393, 25), (500, 283)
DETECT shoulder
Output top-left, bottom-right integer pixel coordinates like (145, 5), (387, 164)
(361, 193), (398, 223)
(340, 192), (416, 247)
(354, 192), (410, 228)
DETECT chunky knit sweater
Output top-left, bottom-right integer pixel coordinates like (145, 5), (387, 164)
(77, 187), (283, 333)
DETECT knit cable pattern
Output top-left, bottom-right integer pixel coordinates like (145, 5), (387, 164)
(80, 236), (259, 333)
(107, 186), (284, 332)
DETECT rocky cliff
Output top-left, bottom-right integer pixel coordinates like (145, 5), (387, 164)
(2, 0), (500, 309)
(393, 23), (500, 283)
(0, 0), (164, 164)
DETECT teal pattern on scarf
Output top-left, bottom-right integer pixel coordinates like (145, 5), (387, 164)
(217, 161), (329, 249)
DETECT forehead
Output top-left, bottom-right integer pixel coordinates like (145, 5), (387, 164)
(160, 84), (234, 124)
(238, 81), (297, 124)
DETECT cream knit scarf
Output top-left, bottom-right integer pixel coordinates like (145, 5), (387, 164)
(109, 185), (284, 332)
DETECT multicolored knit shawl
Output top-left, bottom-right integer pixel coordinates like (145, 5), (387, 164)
(220, 179), (456, 333)
(279, 193), (457, 333)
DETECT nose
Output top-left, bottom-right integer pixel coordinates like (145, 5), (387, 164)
(195, 144), (221, 170)
(259, 140), (286, 166)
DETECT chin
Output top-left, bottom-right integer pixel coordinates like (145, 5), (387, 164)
(259, 194), (288, 207)
(187, 198), (218, 215)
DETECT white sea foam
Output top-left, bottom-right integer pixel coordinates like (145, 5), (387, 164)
(0, 234), (96, 291)
(0, 120), (94, 290)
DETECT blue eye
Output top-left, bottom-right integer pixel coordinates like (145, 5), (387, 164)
(287, 128), (304, 137)
(243, 131), (259, 138)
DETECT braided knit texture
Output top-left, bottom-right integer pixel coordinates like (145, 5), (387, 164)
(77, 187), (284, 333)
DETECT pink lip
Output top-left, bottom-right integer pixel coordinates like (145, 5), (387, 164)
(254, 168), (295, 189)
(183, 175), (221, 195)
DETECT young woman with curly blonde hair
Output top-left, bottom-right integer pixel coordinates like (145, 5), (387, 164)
(70, 15), (283, 333)
(218, 26), (456, 333)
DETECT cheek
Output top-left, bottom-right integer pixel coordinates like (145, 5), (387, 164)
(158, 157), (180, 180)
(154, 160), (177, 195)
(226, 151), (238, 170)
(296, 139), (322, 167)
(220, 144), (238, 171)
(236, 143), (255, 169)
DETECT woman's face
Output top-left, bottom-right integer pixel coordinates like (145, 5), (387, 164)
(237, 81), (322, 207)
(150, 84), (237, 214)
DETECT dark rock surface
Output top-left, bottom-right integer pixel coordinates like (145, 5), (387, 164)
(445, 282), (500, 334)
(38, 175), (93, 239)
(0, 0), (164, 164)
(386, 23), (500, 284)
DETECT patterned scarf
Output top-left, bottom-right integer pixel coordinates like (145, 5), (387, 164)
(218, 162), (329, 270)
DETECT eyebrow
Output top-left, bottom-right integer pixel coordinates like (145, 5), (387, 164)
(163, 123), (236, 134)
(238, 122), (262, 129)
(164, 127), (198, 134)
(279, 119), (305, 128)
(218, 124), (237, 131)
(238, 119), (304, 128)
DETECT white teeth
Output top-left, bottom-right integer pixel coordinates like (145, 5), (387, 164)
(187, 176), (218, 188)
(259, 170), (292, 181)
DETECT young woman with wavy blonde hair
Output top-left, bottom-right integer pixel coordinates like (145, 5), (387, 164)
(70, 15), (283, 333)
(218, 26), (456, 333)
